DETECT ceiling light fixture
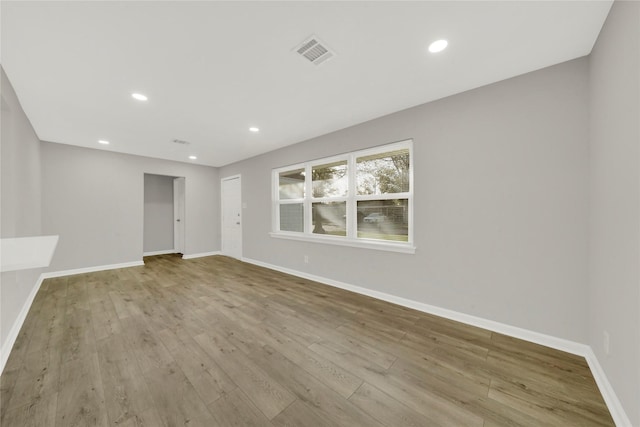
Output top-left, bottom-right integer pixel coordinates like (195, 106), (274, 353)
(428, 39), (448, 53)
(249, 127), (260, 133)
(131, 93), (148, 101)
(189, 155), (197, 160)
(98, 140), (110, 145)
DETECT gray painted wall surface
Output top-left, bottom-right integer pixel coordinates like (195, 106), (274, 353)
(221, 58), (590, 343)
(0, 67), (43, 348)
(588, 1), (640, 424)
(41, 143), (219, 271)
(144, 174), (175, 253)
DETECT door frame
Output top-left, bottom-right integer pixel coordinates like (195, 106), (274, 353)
(142, 173), (185, 258)
(173, 177), (186, 254)
(221, 174), (242, 259)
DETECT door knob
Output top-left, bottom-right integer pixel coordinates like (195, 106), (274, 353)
(236, 222), (240, 225)
(176, 219), (181, 222)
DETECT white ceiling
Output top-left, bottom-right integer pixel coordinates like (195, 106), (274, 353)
(1, 1), (612, 167)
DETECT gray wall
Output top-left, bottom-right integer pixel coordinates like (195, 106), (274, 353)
(41, 143), (219, 271)
(588, 1), (640, 425)
(144, 174), (175, 254)
(221, 57), (590, 343)
(0, 67), (43, 349)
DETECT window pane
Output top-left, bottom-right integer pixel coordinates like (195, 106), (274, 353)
(312, 161), (348, 198)
(279, 169), (305, 199)
(357, 199), (408, 242)
(280, 203), (303, 232)
(312, 202), (346, 236)
(356, 149), (410, 195)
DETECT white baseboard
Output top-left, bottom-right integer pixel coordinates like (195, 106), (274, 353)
(143, 249), (177, 256)
(583, 348), (633, 427)
(0, 274), (44, 375)
(41, 260), (144, 279)
(241, 256), (631, 426)
(182, 251), (221, 260)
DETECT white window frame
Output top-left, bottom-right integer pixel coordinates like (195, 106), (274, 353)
(271, 139), (415, 254)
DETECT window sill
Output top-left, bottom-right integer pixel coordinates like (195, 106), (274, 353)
(269, 232), (416, 254)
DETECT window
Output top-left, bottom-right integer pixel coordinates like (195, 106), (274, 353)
(272, 140), (414, 253)
(277, 168), (305, 232)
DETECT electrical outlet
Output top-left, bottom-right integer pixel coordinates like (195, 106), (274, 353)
(603, 331), (610, 355)
(304, 255), (309, 264)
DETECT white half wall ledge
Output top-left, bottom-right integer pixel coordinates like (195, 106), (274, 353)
(240, 256), (632, 427)
(182, 251), (221, 260)
(0, 235), (59, 272)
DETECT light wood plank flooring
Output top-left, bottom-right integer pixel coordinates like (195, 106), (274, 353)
(1, 254), (614, 426)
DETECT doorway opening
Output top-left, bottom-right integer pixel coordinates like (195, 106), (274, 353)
(143, 174), (185, 256)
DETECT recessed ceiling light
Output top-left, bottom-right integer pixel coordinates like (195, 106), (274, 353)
(428, 39), (448, 53)
(249, 127), (260, 133)
(98, 140), (110, 145)
(131, 93), (148, 101)
(188, 155), (197, 160)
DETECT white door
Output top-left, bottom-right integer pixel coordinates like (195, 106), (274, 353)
(221, 175), (242, 259)
(173, 177), (185, 254)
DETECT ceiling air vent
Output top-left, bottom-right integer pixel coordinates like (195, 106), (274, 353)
(294, 35), (335, 66)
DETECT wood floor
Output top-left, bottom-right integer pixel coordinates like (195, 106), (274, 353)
(1, 254), (614, 426)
